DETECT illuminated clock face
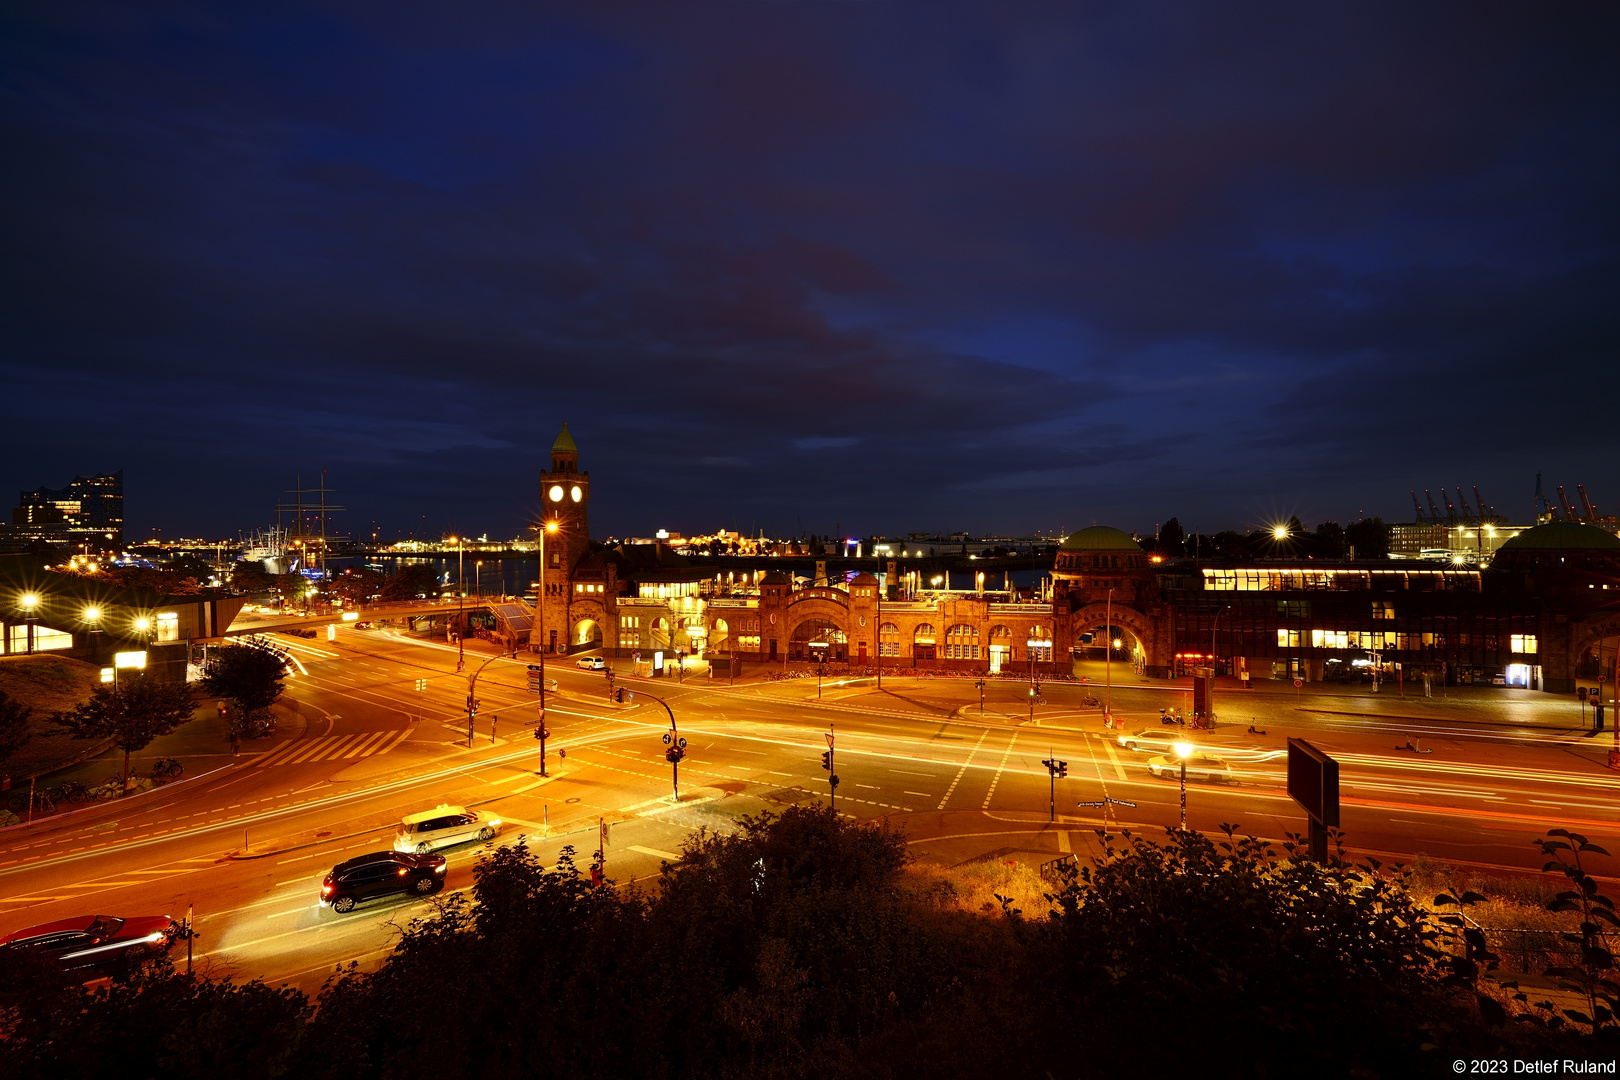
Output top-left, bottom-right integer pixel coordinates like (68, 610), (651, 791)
(548, 484), (564, 502)
(570, 485), (582, 503)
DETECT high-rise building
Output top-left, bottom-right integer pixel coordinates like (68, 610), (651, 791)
(11, 470), (123, 551)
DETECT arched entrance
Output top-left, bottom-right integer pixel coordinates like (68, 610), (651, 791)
(790, 618), (847, 662)
(711, 617), (730, 655)
(573, 618), (603, 650)
(1071, 603), (1155, 673)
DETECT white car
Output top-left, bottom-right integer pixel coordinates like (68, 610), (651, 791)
(1117, 729), (1198, 755)
(576, 655), (606, 671)
(1146, 752), (1233, 784)
(394, 805), (502, 853)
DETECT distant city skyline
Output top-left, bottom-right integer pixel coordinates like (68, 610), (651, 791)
(4, 6), (1615, 541)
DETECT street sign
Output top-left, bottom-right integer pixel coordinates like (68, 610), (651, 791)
(825, 732), (835, 748)
(1293, 678), (1304, 688)
(1287, 738), (1340, 828)
(661, 732), (672, 746)
(677, 737), (687, 749)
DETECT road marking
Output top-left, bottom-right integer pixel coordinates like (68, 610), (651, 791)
(890, 769), (937, 777)
(734, 749), (767, 755)
(937, 729), (989, 810)
(489, 772), (534, 786)
(276, 841), (377, 866)
(1058, 831), (1072, 854)
(767, 771), (791, 776)
(510, 775), (562, 795)
(254, 730), (407, 768)
(1102, 738), (1128, 780)
(854, 783), (878, 789)
(275, 876), (316, 886)
(627, 845), (681, 861)
(500, 816), (549, 835)
(982, 732), (1019, 809)
(266, 906), (311, 919)
(903, 790), (931, 797)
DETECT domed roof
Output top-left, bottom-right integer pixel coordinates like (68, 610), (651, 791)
(850, 571), (878, 586)
(1060, 525), (1143, 552)
(1496, 522), (1620, 552)
(551, 423), (578, 454)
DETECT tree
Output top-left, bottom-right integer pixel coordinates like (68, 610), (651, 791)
(1314, 520), (1348, 558)
(327, 567), (384, 606)
(0, 689), (31, 770)
(199, 645), (286, 733)
(380, 563), (439, 601)
(230, 561), (276, 594)
(1157, 517), (1185, 557)
(1346, 516), (1392, 560)
(53, 677), (196, 794)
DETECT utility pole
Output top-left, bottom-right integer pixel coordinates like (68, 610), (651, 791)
(1040, 754), (1067, 822)
(821, 723), (839, 808)
(641, 690), (685, 800)
(1104, 587), (1114, 727)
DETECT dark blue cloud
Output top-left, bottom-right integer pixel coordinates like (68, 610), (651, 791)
(2, 1), (1616, 541)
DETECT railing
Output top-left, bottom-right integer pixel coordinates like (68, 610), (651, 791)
(707, 598), (757, 608)
(989, 603), (1051, 615)
(788, 588), (849, 606)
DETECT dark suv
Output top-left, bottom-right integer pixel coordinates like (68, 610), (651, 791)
(320, 850), (446, 913)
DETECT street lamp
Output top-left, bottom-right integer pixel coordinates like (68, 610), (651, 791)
(1174, 741), (1193, 829)
(19, 592), (38, 655)
(537, 520), (559, 721)
(449, 537), (465, 673)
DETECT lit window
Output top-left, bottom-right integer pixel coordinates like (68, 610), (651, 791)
(1510, 634), (1538, 655)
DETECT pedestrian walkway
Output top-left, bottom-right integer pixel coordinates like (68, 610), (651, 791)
(253, 729), (411, 768)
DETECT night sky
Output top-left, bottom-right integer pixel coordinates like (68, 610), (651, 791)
(3, 4), (1616, 544)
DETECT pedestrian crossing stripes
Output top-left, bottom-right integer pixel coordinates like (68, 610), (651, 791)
(254, 729), (411, 768)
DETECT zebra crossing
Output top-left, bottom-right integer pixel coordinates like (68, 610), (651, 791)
(253, 729), (411, 768)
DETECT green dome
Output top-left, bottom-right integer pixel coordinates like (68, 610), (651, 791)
(1496, 522), (1620, 552)
(551, 423), (578, 454)
(1059, 525), (1143, 552)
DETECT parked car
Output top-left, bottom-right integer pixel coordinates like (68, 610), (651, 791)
(1146, 752), (1233, 784)
(2, 914), (177, 970)
(1117, 729), (1200, 755)
(320, 851), (447, 913)
(393, 804), (502, 853)
(576, 655), (607, 671)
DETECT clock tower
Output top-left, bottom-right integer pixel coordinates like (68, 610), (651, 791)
(537, 423), (592, 653)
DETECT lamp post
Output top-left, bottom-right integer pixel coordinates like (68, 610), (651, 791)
(639, 690), (685, 800)
(1211, 604), (1229, 676)
(450, 537), (465, 673)
(537, 520), (558, 719)
(19, 592), (38, 655)
(1104, 588), (1114, 727)
(1174, 740), (1193, 829)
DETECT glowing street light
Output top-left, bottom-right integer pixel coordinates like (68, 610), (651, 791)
(1271, 524), (1290, 541)
(1174, 741), (1194, 828)
(19, 592), (38, 612)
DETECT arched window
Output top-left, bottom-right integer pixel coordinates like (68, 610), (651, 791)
(879, 621), (901, 657)
(989, 625), (1012, 641)
(1027, 625), (1052, 663)
(913, 623), (936, 644)
(944, 624), (980, 660)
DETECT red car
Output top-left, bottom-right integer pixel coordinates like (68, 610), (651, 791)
(2, 914), (177, 970)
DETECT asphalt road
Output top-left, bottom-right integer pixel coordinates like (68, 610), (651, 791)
(2, 628), (1617, 996)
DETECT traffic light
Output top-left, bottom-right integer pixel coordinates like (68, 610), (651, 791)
(533, 726), (550, 741)
(821, 750), (833, 771)
(614, 687), (625, 703)
(665, 746), (685, 764)
(1057, 759), (1068, 778)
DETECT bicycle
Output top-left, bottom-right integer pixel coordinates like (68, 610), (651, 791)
(52, 780), (91, 804)
(1081, 694), (1101, 709)
(150, 758), (184, 779)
